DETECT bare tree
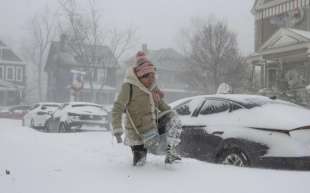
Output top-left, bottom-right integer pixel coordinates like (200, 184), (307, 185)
(23, 6), (58, 101)
(179, 17), (246, 93)
(58, 0), (137, 102)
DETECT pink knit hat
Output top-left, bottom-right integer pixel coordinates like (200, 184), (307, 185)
(135, 51), (150, 66)
(134, 51), (156, 78)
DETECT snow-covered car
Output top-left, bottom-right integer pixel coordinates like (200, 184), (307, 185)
(171, 94), (310, 170)
(46, 102), (109, 132)
(0, 105), (31, 119)
(23, 103), (62, 129)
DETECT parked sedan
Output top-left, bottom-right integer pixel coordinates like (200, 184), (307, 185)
(171, 94), (310, 170)
(46, 102), (109, 132)
(23, 103), (62, 129)
(0, 105), (31, 119)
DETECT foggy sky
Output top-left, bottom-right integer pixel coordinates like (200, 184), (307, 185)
(0, 0), (255, 55)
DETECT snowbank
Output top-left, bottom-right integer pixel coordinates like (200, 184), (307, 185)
(0, 119), (310, 193)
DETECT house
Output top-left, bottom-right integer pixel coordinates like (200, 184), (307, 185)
(247, 0), (310, 105)
(0, 40), (26, 106)
(45, 35), (118, 104)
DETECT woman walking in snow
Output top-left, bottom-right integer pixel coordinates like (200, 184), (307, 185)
(111, 51), (182, 166)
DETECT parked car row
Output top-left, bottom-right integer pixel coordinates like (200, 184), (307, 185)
(22, 102), (110, 132)
(46, 102), (109, 132)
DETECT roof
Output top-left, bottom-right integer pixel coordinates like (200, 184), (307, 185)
(0, 40), (7, 47)
(258, 28), (310, 52)
(45, 41), (118, 72)
(1, 49), (22, 62)
(0, 40), (23, 63)
(125, 48), (189, 71)
(289, 28), (310, 40)
(148, 48), (188, 71)
(252, 0), (290, 13)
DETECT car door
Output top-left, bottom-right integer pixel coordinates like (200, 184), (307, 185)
(33, 105), (49, 125)
(194, 99), (233, 160)
(175, 97), (206, 158)
(48, 104), (68, 130)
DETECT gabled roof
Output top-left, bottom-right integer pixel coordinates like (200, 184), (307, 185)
(125, 48), (189, 71)
(148, 48), (188, 71)
(0, 40), (23, 63)
(258, 28), (310, 52)
(45, 41), (117, 72)
(0, 40), (7, 47)
(252, 0), (289, 13)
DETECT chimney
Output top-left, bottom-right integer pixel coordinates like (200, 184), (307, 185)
(142, 44), (148, 54)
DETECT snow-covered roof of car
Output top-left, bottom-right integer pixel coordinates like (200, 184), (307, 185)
(38, 102), (62, 106)
(170, 94), (298, 109)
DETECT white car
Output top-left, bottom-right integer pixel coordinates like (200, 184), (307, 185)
(47, 102), (109, 132)
(23, 103), (62, 129)
(171, 94), (310, 170)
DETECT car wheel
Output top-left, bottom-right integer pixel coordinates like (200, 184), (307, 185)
(217, 148), (250, 167)
(44, 120), (50, 132)
(58, 122), (69, 132)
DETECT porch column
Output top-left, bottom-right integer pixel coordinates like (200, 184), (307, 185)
(264, 60), (268, 88)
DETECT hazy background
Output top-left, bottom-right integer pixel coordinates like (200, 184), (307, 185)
(0, 0), (255, 55)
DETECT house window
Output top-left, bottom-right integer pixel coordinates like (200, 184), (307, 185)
(97, 69), (107, 82)
(294, 0), (298, 9)
(6, 66), (15, 81)
(0, 65), (4, 80)
(290, 1), (294, 10)
(16, 67), (23, 82)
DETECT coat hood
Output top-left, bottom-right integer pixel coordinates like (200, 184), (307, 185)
(124, 67), (152, 95)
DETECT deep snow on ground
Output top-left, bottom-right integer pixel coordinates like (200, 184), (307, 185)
(1, 119), (310, 193)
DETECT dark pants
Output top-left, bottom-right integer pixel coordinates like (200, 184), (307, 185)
(130, 112), (172, 165)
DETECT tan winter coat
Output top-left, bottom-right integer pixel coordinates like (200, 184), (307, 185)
(112, 67), (171, 146)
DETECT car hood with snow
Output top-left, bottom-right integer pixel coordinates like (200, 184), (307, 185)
(66, 104), (108, 116)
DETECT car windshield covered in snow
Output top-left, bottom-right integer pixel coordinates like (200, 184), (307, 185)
(71, 104), (103, 110)
(42, 104), (61, 108)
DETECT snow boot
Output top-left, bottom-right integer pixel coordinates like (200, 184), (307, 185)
(165, 145), (181, 164)
(132, 145), (147, 166)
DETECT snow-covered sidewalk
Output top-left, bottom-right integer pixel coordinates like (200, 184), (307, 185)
(0, 119), (309, 193)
